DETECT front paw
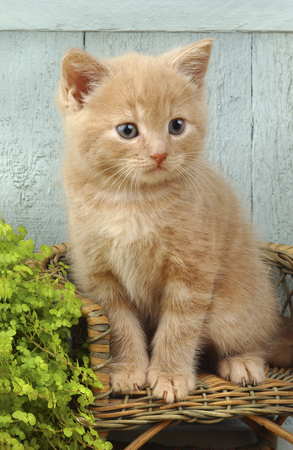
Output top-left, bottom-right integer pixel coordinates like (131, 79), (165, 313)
(110, 364), (147, 393)
(147, 367), (196, 403)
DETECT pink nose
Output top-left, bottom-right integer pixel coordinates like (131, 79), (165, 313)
(150, 152), (167, 165)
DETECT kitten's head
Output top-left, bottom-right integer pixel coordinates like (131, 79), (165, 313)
(56, 40), (213, 192)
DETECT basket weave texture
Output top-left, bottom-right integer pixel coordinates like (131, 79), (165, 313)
(37, 242), (293, 450)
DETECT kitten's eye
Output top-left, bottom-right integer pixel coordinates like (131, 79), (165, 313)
(169, 118), (185, 135)
(117, 123), (138, 139)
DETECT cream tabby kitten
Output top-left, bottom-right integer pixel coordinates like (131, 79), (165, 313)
(56, 39), (280, 403)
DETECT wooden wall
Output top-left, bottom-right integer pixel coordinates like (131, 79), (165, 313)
(1, 2), (293, 250)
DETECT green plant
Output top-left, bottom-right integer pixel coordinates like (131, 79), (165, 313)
(0, 218), (112, 450)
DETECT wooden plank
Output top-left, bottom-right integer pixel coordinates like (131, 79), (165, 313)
(252, 33), (293, 244)
(0, 31), (84, 249)
(86, 32), (252, 208)
(247, 415), (293, 444)
(123, 420), (172, 450)
(2, 0), (293, 32)
(203, 33), (252, 208)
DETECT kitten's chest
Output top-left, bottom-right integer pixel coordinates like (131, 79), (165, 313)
(98, 205), (165, 306)
(99, 205), (157, 246)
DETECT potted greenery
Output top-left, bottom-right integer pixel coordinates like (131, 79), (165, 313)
(0, 218), (112, 450)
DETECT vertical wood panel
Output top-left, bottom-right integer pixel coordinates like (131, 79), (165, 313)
(204, 33), (252, 207)
(0, 31), (83, 249)
(86, 32), (252, 206)
(252, 33), (293, 243)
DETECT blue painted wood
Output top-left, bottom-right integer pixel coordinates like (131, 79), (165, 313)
(2, 0), (293, 32)
(0, 31), (84, 249)
(252, 33), (293, 244)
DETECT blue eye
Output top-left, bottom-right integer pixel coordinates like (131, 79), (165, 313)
(117, 123), (138, 139)
(169, 118), (185, 135)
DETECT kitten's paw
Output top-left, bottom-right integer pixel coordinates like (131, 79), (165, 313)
(147, 367), (196, 403)
(218, 354), (266, 386)
(110, 365), (147, 393)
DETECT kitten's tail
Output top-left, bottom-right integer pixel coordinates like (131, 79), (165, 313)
(267, 317), (293, 368)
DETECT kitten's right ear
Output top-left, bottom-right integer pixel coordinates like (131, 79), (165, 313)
(171, 39), (213, 86)
(57, 48), (110, 112)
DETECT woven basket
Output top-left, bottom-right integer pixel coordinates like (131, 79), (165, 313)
(36, 242), (293, 450)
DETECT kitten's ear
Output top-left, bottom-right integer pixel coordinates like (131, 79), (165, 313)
(171, 39), (213, 85)
(57, 48), (110, 112)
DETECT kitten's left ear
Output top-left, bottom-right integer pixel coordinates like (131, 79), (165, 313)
(171, 39), (213, 85)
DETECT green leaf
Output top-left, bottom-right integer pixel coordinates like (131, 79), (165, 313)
(34, 253), (44, 262)
(7, 329), (16, 337)
(27, 413), (36, 426)
(40, 244), (52, 258)
(75, 425), (85, 435)
(12, 411), (26, 421)
(17, 226), (27, 236)
(63, 428), (73, 437)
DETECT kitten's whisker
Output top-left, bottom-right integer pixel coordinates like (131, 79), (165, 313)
(188, 164), (223, 201)
(86, 167), (116, 184)
(114, 167), (135, 202)
(173, 160), (214, 207)
(172, 78), (195, 103)
(175, 167), (207, 208)
(99, 165), (132, 201)
(98, 169), (125, 194)
(170, 81), (189, 102)
(181, 158), (224, 201)
(175, 93), (201, 108)
(83, 160), (129, 184)
(130, 168), (141, 198)
(182, 166), (219, 206)
(174, 169), (200, 205)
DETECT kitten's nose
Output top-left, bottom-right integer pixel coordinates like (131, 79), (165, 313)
(150, 152), (167, 165)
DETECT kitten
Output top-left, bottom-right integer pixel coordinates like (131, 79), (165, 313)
(267, 317), (293, 368)
(56, 39), (280, 403)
